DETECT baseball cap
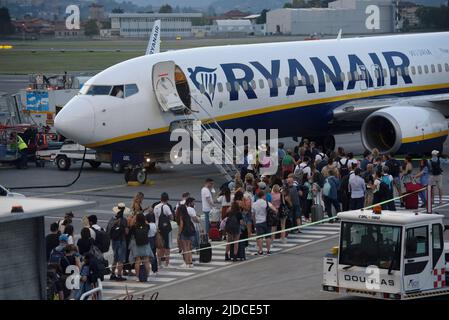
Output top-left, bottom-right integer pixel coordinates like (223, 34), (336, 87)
(59, 234), (69, 242)
(432, 150), (439, 156)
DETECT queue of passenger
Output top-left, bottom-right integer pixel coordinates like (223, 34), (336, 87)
(45, 141), (447, 299)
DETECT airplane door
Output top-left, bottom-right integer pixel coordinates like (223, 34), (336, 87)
(152, 61), (186, 113)
(403, 225), (433, 292)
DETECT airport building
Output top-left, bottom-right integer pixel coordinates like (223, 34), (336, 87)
(109, 12), (203, 38)
(267, 0), (395, 35)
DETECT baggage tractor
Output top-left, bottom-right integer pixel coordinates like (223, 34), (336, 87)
(404, 182), (421, 210)
(199, 234), (212, 263)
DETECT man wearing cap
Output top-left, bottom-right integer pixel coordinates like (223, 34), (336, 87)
(429, 150), (449, 205)
(48, 233), (69, 267)
(256, 181), (272, 202)
(106, 203), (129, 281)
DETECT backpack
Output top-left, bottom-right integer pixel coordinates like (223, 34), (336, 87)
(109, 217), (125, 241)
(430, 158), (443, 176)
(381, 175), (392, 189)
(87, 257), (105, 283)
(134, 224), (150, 246)
(93, 228), (110, 253)
(377, 180), (390, 200)
(158, 205), (172, 234)
(313, 171), (325, 188)
(323, 178), (331, 197)
(386, 159), (400, 177)
(48, 247), (65, 266)
(338, 159), (349, 177)
(88, 245), (104, 261)
(294, 164), (308, 180)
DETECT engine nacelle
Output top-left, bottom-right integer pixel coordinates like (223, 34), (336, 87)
(361, 106), (448, 154)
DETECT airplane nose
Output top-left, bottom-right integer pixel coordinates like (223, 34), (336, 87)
(54, 97), (95, 145)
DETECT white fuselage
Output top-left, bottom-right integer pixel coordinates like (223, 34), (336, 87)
(55, 32), (449, 154)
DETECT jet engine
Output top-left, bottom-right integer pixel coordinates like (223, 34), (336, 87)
(361, 106), (448, 154)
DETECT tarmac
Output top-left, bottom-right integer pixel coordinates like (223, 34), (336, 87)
(1, 133), (449, 300)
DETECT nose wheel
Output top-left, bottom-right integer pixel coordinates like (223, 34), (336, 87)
(124, 167), (147, 184)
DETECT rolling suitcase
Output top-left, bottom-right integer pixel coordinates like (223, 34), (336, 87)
(138, 263), (148, 282)
(208, 222), (222, 241)
(311, 192), (324, 222)
(199, 234), (212, 263)
(404, 182), (421, 209)
(230, 241), (246, 261)
(311, 204), (324, 222)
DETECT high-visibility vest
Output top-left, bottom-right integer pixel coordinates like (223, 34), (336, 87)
(17, 136), (27, 151)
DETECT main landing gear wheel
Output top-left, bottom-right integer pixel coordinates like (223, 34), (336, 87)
(136, 169), (147, 184)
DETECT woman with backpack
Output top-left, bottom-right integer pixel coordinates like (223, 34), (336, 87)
(178, 204), (196, 268)
(225, 202), (243, 262)
(129, 213), (152, 282)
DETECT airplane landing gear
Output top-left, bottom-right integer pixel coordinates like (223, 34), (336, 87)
(124, 167), (148, 184)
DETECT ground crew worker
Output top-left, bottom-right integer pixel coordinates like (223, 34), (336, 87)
(11, 132), (28, 169)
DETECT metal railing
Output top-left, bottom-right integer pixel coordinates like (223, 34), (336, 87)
(79, 279), (103, 300)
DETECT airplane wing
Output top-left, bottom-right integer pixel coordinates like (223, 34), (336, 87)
(332, 93), (449, 123)
(146, 20), (161, 55)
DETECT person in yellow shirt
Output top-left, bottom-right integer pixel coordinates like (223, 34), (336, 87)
(10, 132), (28, 169)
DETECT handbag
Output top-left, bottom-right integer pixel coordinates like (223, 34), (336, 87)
(266, 200), (279, 227)
(155, 232), (165, 249)
(278, 194), (288, 219)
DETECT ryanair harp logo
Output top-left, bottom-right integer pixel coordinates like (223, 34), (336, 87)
(187, 66), (217, 106)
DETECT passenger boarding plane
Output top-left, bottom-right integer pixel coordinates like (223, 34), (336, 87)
(55, 32), (449, 166)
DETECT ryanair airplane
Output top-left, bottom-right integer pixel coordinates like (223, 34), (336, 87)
(55, 32), (449, 160)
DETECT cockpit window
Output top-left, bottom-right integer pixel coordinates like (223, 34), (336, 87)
(125, 84), (139, 98)
(79, 85), (90, 95)
(86, 85), (112, 95)
(111, 85), (124, 98)
(80, 84), (138, 98)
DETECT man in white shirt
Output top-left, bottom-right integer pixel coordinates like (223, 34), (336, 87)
(348, 168), (366, 210)
(153, 192), (174, 268)
(87, 215), (102, 240)
(201, 178), (215, 236)
(252, 190), (277, 255)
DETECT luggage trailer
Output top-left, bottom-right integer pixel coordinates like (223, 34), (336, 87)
(322, 208), (449, 299)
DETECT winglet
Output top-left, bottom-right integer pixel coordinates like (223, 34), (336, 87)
(336, 29), (342, 40)
(146, 19), (161, 55)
